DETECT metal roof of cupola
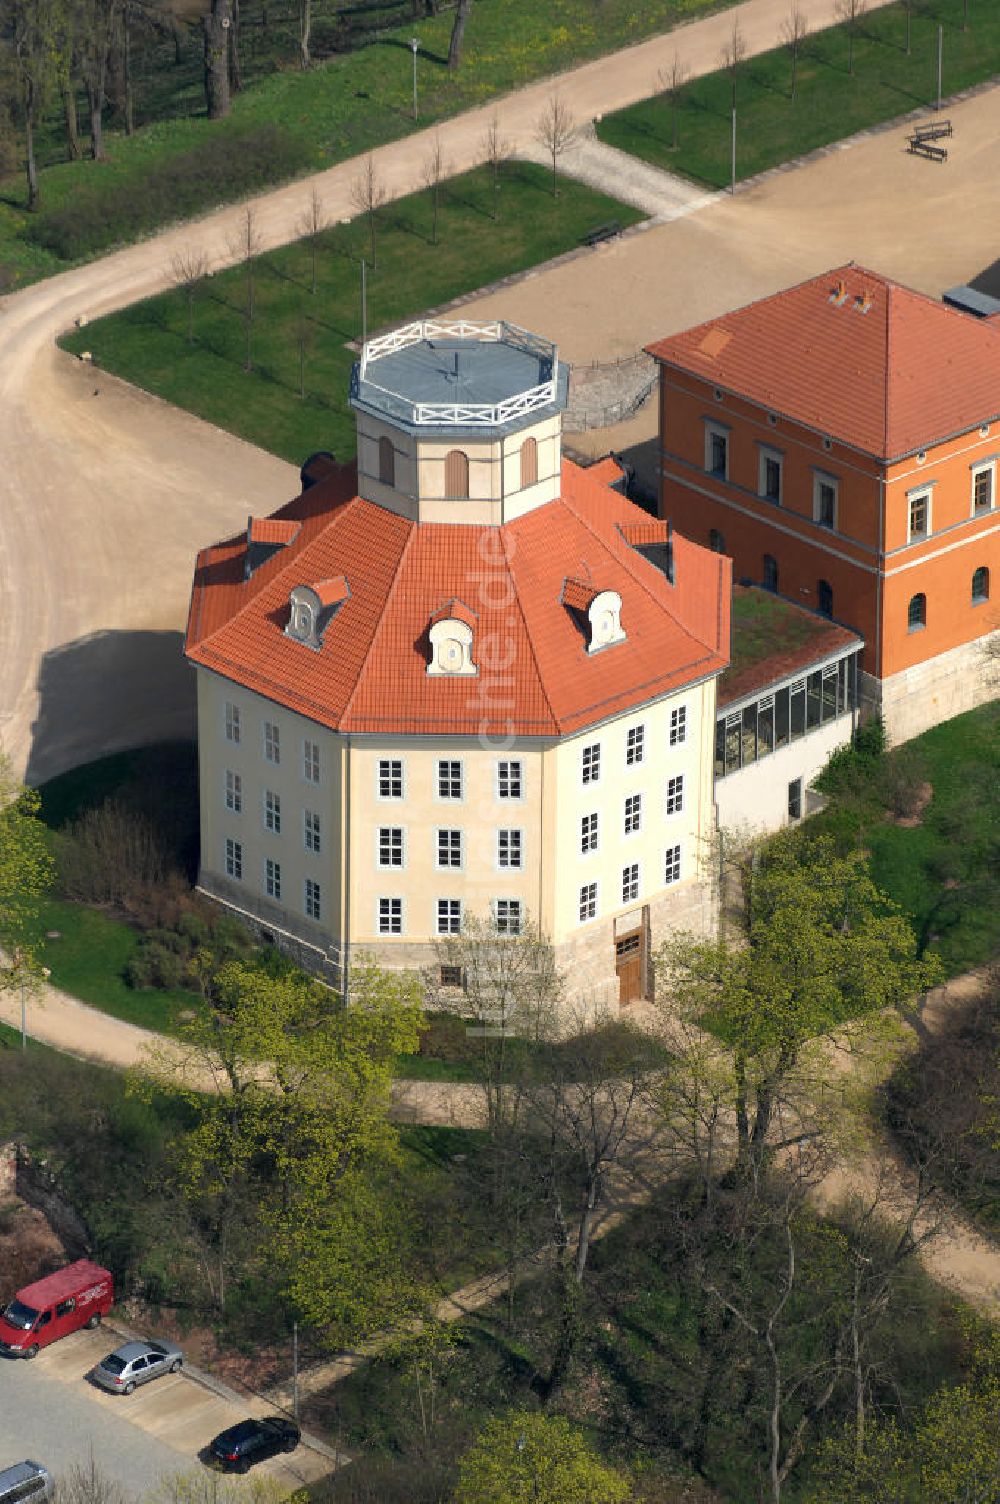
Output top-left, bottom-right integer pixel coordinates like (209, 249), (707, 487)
(349, 319), (571, 526)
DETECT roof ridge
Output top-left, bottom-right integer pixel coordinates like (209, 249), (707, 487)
(340, 512), (418, 728)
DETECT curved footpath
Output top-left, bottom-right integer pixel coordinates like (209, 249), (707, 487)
(0, 0), (896, 787)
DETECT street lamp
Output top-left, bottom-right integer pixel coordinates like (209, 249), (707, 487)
(410, 37), (419, 121)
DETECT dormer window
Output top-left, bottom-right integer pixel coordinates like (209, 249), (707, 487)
(428, 599), (478, 676)
(285, 576), (350, 650)
(245, 516), (301, 580)
(562, 579), (626, 654)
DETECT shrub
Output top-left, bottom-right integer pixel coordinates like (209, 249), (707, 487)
(878, 745), (929, 821)
(57, 798), (170, 906)
(28, 124), (313, 261)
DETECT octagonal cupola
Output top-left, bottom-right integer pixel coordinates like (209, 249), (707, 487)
(350, 319), (569, 525)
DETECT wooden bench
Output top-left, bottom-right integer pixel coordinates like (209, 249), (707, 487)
(911, 119), (953, 142)
(582, 220), (622, 247)
(908, 137), (948, 162)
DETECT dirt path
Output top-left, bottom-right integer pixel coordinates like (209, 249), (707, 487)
(0, 0), (906, 786)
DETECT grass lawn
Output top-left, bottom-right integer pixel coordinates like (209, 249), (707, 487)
(815, 701), (1000, 976)
(0, 0), (728, 286)
(34, 897), (202, 1036)
(597, 0), (1000, 189)
(60, 162), (643, 464)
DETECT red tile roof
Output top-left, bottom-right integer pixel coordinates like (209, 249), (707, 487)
(186, 460), (730, 739)
(313, 575), (350, 607)
(646, 265), (1000, 461)
(561, 577), (599, 611)
(248, 517), (301, 546)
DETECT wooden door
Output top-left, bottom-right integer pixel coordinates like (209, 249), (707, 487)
(615, 932), (642, 1005)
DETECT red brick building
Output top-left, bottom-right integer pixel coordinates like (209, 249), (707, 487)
(647, 265), (1000, 741)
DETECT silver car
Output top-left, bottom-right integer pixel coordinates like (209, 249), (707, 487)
(91, 1339), (183, 1395)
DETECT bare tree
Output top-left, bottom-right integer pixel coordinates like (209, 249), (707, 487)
(421, 135), (447, 245)
(228, 0), (241, 90)
(351, 155), (386, 270)
(78, 0), (121, 160)
(294, 312), (315, 399)
(447, 0), (471, 70)
(480, 113), (510, 221)
(901, 0), (913, 56)
(203, 0), (231, 119)
(297, 0), (312, 68)
(779, 6), (809, 101)
(229, 204), (260, 373)
(297, 184), (326, 295)
(535, 94), (576, 198)
(655, 53), (689, 149)
(834, 0), (867, 76)
(720, 18), (747, 111)
(171, 247), (209, 345)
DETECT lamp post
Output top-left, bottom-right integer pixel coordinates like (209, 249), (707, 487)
(411, 37), (419, 121)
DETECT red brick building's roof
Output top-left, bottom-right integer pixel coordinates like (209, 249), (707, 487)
(646, 265), (1000, 461)
(186, 460), (730, 739)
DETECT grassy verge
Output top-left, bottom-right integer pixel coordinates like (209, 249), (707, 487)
(60, 162), (643, 464)
(0, 0), (727, 287)
(814, 701), (1000, 975)
(597, 0), (1000, 189)
(34, 897), (202, 1035)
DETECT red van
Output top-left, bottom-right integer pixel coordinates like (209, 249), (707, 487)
(0, 1261), (113, 1359)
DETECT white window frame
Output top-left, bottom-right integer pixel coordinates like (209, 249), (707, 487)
(224, 837), (243, 881)
(436, 898), (462, 936)
(625, 725), (645, 767)
(581, 742), (601, 785)
(971, 461), (995, 516)
(377, 758), (404, 800)
(437, 758), (464, 801)
(304, 809), (321, 854)
(812, 471), (838, 530)
(302, 739), (320, 785)
(378, 826), (405, 869)
(581, 812), (599, 855)
(907, 486), (932, 542)
(669, 705), (687, 746)
(666, 774), (685, 817)
(624, 793), (642, 836)
(664, 844), (682, 885)
(436, 827), (463, 870)
(264, 857), (282, 900)
(224, 769), (242, 814)
(622, 862), (640, 905)
(579, 882), (598, 923)
(494, 898), (523, 935)
(224, 702), (241, 745)
(496, 759), (523, 800)
(263, 789), (281, 835)
(378, 896), (403, 935)
(497, 828), (523, 871)
(263, 720), (280, 766)
(757, 445), (783, 505)
(304, 877), (321, 921)
(704, 420), (730, 480)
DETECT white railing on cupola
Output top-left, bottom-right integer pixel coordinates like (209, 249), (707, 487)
(357, 319), (559, 427)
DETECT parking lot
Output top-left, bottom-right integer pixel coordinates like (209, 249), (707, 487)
(0, 1326), (337, 1498)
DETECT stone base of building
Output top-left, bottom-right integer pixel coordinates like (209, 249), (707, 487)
(861, 629), (999, 745)
(197, 871), (343, 987)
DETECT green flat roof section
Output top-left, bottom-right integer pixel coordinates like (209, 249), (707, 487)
(720, 586), (862, 709)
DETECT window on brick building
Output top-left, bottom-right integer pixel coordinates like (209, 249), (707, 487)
(907, 592), (926, 632)
(972, 566), (990, 605)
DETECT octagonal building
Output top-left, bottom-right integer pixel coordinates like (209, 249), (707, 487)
(186, 320), (731, 1011)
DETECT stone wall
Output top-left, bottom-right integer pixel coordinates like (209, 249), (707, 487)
(0, 1141), (16, 1201)
(862, 627), (999, 745)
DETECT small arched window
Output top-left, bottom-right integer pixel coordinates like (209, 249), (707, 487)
(520, 436), (538, 489)
(907, 592), (926, 632)
(763, 554), (778, 593)
(709, 528), (726, 554)
(972, 566), (990, 604)
(378, 436), (395, 487)
(817, 579), (833, 618)
(444, 449), (470, 499)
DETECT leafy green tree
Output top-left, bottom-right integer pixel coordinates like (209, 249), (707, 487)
(0, 751), (54, 998)
(454, 1411), (631, 1504)
(658, 832), (941, 1179)
(1, 0), (68, 208)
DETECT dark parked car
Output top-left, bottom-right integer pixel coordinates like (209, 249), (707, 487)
(208, 1417), (301, 1473)
(91, 1339), (184, 1395)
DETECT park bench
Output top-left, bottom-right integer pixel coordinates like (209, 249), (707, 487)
(582, 220), (622, 247)
(907, 137), (948, 162)
(911, 119), (953, 142)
